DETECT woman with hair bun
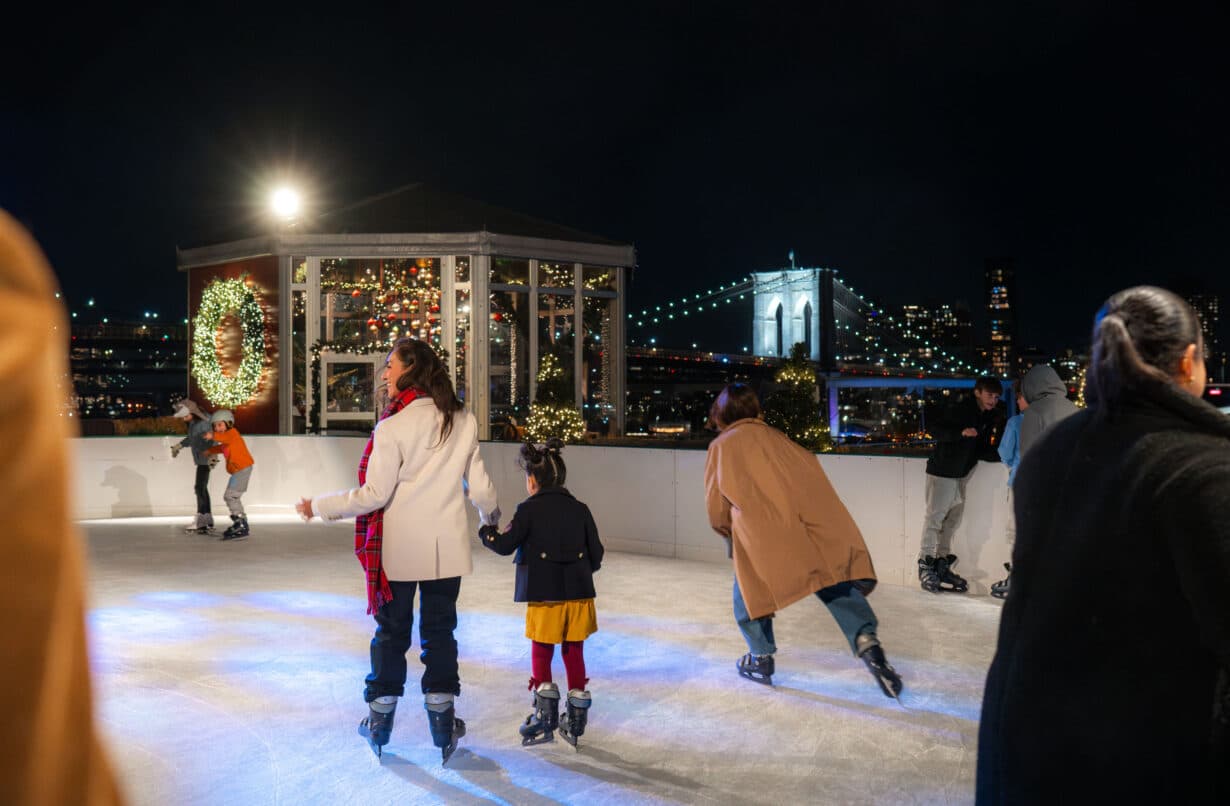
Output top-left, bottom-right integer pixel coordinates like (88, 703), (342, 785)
(297, 338), (498, 763)
(978, 286), (1230, 803)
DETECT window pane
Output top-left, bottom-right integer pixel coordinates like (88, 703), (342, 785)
(489, 290), (530, 439)
(325, 362), (375, 412)
(292, 290), (307, 433)
(292, 256), (308, 284)
(491, 257), (529, 285)
(320, 258), (443, 349)
(538, 261), (574, 290)
(582, 296), (614, 435)
(455, 256), (470, 284)
(582, 264), (617, 292)
(455, 285), (470, 405)
(538, 292), (576, 404)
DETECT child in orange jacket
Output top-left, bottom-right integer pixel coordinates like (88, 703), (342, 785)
(205, 409), (254, 540)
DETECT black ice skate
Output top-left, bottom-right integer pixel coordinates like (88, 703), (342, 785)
(990, 562), (1011, 600)
(857, 640), (903, 699)
(559, 688), (591, 750)
(221, 515), (249, 541)
(936, 554), (969, 593)
(736, 653), (775, 685)
(424, 693), (465, 764)
(359, 697), (397, 759)
(918, 556), (943, 593)
(519, 682), (560, 746)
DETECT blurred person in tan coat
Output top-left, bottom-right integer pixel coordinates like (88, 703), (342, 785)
(704, 383), (903, 697)
(0, 210), (124, 805)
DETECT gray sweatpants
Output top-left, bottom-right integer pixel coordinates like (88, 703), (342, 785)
(224, 465), (253, 517)
(919, 472), (970, 558)
(1004, 487), (1016, 546)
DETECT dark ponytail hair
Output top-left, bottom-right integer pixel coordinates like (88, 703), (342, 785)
(518, 438), (566, 490)
(389, 338), (463, 445)
(1086, 286), (1202, 412)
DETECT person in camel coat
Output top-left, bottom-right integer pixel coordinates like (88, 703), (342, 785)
(0, 210), (125, 805)
(704, 383), (902, 697)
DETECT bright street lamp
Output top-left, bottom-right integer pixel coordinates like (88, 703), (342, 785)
(270, 187), (302, 220)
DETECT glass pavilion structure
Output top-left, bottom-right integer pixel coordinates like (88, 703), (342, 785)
(176, 185), (634, 438)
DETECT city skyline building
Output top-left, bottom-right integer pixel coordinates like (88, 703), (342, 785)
(1184, 292), (1221, 361)
(69, 319), (188, 422)
(985, 258), (1017, 378)
(896, 302), (974, 363)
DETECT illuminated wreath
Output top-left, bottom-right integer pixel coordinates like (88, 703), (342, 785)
(192, 278), (265, 407)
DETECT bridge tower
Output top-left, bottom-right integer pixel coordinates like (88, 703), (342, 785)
(752, 267), (861, 371)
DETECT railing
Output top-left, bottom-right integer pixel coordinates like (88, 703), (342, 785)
(72, 436), (1014, 594)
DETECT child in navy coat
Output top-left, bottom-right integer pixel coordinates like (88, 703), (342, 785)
(480, 439), (604, 748)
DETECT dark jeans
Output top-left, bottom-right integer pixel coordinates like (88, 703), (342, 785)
(194, 464), (212, 514)
(734, 577), (878, 656)
(365, 577), (462, 702)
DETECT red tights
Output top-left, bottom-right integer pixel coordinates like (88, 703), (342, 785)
(529, 640), (588, 691)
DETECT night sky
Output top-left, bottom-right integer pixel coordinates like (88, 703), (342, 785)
(3, 3), (1227, 356)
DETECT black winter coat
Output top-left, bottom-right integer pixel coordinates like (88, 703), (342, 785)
(479, 487), (603, 603)
(977, 383), (1230, 804)
(925, 397), (1006, 478)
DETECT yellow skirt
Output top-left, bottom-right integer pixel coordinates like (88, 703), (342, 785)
(525, 599), (598, 644)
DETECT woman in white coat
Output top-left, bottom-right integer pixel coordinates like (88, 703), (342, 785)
(297, 338), (498, 763)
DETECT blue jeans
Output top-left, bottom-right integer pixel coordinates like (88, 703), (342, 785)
(365, 577), (462, 702)
(733, 576), (878, 657)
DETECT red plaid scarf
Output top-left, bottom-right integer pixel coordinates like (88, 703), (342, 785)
(356, 386), (420, 614)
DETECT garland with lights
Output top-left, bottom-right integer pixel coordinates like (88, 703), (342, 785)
(192, 278), (266, 408)
(525, 352), (586, 443)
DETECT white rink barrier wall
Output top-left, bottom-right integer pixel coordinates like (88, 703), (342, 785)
(72, 437), (1014, 595)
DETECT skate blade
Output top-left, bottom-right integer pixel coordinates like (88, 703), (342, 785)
(875, 677), (903, 700)
(358, 719), (387, 760)
(440, 718), (465, 765)
(560, 729), (579, 750)
(520, 730), (555, 746)
(737, 669), (773, 686)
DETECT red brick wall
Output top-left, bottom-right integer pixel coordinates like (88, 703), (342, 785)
(187, 256), (281, 434)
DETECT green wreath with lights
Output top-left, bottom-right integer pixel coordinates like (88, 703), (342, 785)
(192, 278), (265, 407)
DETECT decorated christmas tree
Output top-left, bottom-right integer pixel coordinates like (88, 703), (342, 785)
(764, 342), (832, 451)
(525, 352), (586, 443)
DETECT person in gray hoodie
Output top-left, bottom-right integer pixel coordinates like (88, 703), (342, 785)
(1019, 364), (1079, 456)
(992, 364), (1079, 598)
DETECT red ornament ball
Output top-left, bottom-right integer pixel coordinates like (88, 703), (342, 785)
(351, 289), (361, 298)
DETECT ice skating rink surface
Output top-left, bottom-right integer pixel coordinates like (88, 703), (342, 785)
(83, 515), (1000, 806)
